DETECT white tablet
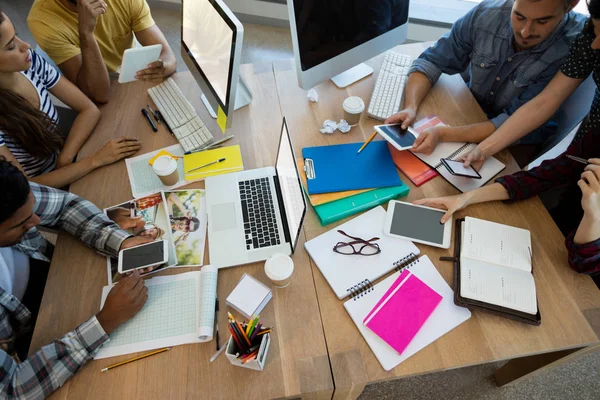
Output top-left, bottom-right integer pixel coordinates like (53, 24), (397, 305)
(384, 200), (452, 249)
(374, 123), (417, 151)
(118, 44), (163, 83)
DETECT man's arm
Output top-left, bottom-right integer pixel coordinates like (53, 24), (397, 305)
(59, 0), (111, 104)
(133, 25), (177, 81)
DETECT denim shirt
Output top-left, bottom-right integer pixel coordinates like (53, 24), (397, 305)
(409, 0), (586, 139)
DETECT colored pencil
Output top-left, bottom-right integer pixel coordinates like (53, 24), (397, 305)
(257, 329), (271, 336)
(357, 131), (377, 154)
(250, 323), (262, 341)
(100, 347), (171, 372)
(228, 323), (243, 349)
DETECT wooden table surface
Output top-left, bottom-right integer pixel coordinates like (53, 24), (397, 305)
(29, 63), (334, 400)
(273, 42), (600, 399)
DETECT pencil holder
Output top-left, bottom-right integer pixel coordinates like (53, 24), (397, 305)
(225, 332), (271, 371)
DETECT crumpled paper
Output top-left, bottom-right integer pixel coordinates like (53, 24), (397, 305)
(338, 119), (351, 133)
(307, 88), (319, 103)
(320, 119), (338, 134)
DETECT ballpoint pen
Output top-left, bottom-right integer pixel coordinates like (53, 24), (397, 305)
(566, 155), (590, 165)
(186, 157), (226, 173)
(215, 298), (220, 351)
(147, 104), (160, 123)
(184, 135), (234, 155)
(156, 110), (174, 135)
(141, 108), (158, 132)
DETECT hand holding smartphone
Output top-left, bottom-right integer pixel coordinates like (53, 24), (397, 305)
(374, 123), (417, 151)
(440, 158), (481, 179)
(117, 240), (169, 274)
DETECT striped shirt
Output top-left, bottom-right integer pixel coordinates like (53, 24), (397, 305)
(0, 50), (60, 178)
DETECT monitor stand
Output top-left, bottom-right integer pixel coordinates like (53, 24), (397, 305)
(201, 76), (253, 119)
(330, 63), (374, 88)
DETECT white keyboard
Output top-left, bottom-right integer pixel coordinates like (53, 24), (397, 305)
(148, 78), (214, 152)
(367, 52), (413, 121)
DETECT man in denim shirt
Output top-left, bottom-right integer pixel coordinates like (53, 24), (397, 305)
(386, 0), (586, 158)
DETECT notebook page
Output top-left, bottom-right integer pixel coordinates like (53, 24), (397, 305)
(197, 264), (218, 340)
(460, 257), (537, 314)
(462, 217), (532, 272)
(437, 150), (506, 193)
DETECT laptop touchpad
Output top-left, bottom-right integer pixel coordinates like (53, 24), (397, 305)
(211, 203), (238, 232)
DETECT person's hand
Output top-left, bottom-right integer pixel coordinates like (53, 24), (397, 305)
(459, 145), (486, 171)
(92, 137), (141, 167)
(384, 107), (417, 130)
(77, 0), (107, 35)
(120, 235), (154, 251)
(56, 153), (75, 169)
(412, 126), (444, 155)
(135, 60), (167, 82)
(579, 159), (600, 221)
(414, 194), (470, 223)
(107, 207), (146, 231)
(96, 270), (147, 334)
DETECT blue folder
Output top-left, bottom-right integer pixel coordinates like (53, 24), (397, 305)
(302, 141), (402, 194)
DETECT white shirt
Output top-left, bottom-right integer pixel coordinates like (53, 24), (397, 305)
(0, 248), (31, 301)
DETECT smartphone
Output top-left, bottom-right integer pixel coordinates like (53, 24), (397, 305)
(117, 240), (169, 273)
(374, 123), (417, 151)
(440, 158), (481, 179)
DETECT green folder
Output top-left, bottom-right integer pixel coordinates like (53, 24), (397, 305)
(310, 182), (410, 226)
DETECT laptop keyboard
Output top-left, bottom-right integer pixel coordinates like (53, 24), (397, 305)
(239, 177), (281, 250)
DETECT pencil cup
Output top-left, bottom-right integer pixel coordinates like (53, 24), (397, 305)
(264, 253), (294, 288)
(225, 333), (271, 371)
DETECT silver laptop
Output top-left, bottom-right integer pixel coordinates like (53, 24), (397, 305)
(206, 118), (307, 268)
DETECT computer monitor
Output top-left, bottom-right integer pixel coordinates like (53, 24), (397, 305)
(181, 0), (252, 127)
(287, 1), (410, 89)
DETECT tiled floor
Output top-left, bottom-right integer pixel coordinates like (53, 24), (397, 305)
(1, 1), (599, 399)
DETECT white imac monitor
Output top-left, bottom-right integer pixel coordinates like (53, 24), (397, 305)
(181, 0), (252, 128)
(288, 1), (410, 89)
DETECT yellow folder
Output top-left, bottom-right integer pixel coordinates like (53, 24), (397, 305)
(183, 145), (244, 180)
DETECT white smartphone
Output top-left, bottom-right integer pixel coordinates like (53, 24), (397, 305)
(118, 44), (163, 83)
(117, 240), (169, 273)
(383, 200), (452, 249)
(440, 158), (482, 179)
(374, 123), (417, 151)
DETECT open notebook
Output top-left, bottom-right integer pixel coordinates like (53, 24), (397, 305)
(95, 266), (218, 359)
(304, 206), (420, 299)
(344, 255), (471, 371)
(459, 217), (537, 315)
(411, 116), (506, 193)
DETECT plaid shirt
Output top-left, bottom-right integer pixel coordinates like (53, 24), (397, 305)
(496, 128), (600, 275)
(0, 183), (130, 399)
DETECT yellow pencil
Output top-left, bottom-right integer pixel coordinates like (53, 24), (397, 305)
(100, 347), (171, 372)
(357, 131), (378, 154)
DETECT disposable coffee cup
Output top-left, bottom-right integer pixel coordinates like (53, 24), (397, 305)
(264, 253), (294, 288)
(342, 96), (365, 126)
(152, 155), (179, 186)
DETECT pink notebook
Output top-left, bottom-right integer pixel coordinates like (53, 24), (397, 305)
(363, 270), (443, 355)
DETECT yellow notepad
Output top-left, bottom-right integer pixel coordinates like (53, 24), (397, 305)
(183, 145), (244, 180)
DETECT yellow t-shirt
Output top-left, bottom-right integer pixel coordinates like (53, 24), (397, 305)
(28, 0), (155, 72)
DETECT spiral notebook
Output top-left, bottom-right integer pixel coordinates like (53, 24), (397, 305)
(344, 255), (472, 371)
(304, 206), (420, 299)
(411, 116), (506, 193)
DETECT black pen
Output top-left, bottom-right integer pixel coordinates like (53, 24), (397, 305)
(567, 155), (590, 165)
(156, 110), (174, 136)
(147, 104), (160, 123)
(215, 298), (220, 351)
(187, 157), (226, 173)
(141, 108), (158, 132)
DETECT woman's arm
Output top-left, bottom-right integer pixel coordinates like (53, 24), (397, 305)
(49, 76), (101, 168)
(167, 192), (187, 215)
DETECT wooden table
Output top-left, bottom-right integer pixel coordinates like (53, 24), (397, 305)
(30, 63), (334, 400)
(273, 42), (600, 399)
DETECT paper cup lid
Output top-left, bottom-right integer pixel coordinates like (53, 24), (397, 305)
(152, 155), (177, 176)
(264, 253), (294, 280)
(343, 96), (365, 114)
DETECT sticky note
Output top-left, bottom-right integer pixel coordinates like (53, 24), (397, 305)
(217, 106), (227, 133)
(148, 149), (176, 166)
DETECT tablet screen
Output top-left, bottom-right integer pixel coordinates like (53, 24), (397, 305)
(389, 202), (445, 245)
(378, 125), (415, 148)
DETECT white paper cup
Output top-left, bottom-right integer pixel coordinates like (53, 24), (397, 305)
(152, 155), (179, 186)
(264, 253), (294, 288)
(342, 96), (365, 126)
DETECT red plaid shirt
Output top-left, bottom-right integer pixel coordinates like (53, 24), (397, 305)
(496, 128), (600, 275)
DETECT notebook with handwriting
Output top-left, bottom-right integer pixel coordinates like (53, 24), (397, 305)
(411, 116), (506, 193)
(304, 206), (420, 299)
(344, 255), (472, 371)
(363, 269), (442, 355)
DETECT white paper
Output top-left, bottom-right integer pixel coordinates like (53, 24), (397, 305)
(307, 88), (319, 102)
(226, 274), (272, 317)
(320, 119), (338, 134)
(338, 119), (351, 133)
(95, 266), (218, 359)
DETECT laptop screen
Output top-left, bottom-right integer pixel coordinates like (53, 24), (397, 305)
(276, 119), (306, 252)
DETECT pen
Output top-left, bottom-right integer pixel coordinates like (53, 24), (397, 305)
(209, 343), (227, 363)
(141, 108), (158, 132)
(147, 105), (160, 122)
(215, 298), (220, 351)
(156, 110), (174, 135)
(186, 157), (226, 173)
(184, 135), (234, 155)
(357, 131), (377, 154)
(100, 347), (171, 372)
(566, 155), (590, 165)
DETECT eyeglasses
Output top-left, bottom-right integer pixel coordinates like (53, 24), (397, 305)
(333, 230), (381, 256)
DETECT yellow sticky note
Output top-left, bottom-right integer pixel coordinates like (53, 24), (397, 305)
(148, 149), (176, 166)
(217, 106), (227, 133)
